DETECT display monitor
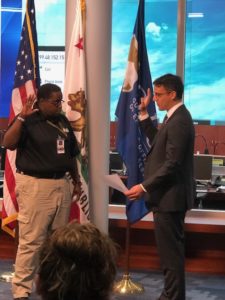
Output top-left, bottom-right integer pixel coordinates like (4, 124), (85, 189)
(194, 154), (213, 182)
(109, 151), (124, 174)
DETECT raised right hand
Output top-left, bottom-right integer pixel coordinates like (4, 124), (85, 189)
(20, 94), (39, 118)
(139, 88), (151, 113)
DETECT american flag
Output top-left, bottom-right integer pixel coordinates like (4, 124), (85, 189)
(2, 0), (40, 236)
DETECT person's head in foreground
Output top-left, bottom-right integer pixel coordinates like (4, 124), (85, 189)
(36, 221), (117, 300)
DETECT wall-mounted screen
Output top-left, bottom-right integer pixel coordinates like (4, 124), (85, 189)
(0, 0), (65, 118)
(194, 154), (213, 182)
(1, 0), (225, 126)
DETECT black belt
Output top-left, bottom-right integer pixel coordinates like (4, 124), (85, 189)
(16, 170), (66, 179)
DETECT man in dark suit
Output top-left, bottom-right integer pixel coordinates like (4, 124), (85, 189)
(125, 74), (195, 300)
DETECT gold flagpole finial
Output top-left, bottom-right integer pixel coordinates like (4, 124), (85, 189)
(80, 0), (86, 36)
(81, 0), (86, 12)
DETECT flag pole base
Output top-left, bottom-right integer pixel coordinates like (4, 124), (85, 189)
(113, 273), (144, 294)
(0, 264), (15, 282)
(0, 272), (14, 282)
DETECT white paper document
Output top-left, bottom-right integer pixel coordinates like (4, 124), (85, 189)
(104, 174), (128, 193)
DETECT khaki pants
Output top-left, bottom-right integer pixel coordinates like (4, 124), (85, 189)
(12, 173), (72, 299)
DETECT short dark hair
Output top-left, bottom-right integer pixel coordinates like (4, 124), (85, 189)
(37, 83), (61, 101)
(37, 221), (117, 300)
(153, 73), (184, 99)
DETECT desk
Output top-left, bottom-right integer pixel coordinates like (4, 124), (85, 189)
(109, 204), (225, 226)
(109, 181), (225, 211)
(109, 205), (225, 274)
(195, 187), (225, 210)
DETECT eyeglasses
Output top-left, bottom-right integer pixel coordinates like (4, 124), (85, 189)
(48, 99), (64, 106)
(153, 91), (172, 98)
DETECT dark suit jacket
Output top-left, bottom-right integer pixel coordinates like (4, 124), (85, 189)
(140, 105), (195, 212)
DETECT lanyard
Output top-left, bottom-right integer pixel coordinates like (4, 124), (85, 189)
(46, 120), (68, 138)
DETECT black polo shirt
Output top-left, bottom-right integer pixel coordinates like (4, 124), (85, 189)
(15, 111), (80, 174)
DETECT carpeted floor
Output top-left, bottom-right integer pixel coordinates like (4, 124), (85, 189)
(1, 259), (225, 300)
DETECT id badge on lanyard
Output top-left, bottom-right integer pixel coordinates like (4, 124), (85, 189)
(57, 136), (65, 154)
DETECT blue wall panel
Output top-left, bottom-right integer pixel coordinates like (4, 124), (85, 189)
(0, 0), (22, 118)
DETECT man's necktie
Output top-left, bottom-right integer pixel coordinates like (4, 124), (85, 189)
(163, 115), (168, 124)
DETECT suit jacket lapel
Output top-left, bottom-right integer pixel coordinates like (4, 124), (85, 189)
(147, 105), (185, 154)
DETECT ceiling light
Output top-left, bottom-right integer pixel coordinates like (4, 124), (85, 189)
(188, 12), (204, 18)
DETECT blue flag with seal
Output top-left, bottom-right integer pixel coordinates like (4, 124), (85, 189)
(115, 0), (157, 223)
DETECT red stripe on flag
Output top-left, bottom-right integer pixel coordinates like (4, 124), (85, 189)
(19, 85), (29, 105)
(8, 104), (16, 123)
(69, 201), (80, 222)
(4, 154), (17, 211)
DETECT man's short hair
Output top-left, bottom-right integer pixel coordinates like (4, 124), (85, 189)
(153, 73), (184, 100)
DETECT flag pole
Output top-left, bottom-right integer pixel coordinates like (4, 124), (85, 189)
(81, 0), (86, 35)
(114, 0), (155, 293)
(0, 269), (14, 283)
(113, 218), (144, 294)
